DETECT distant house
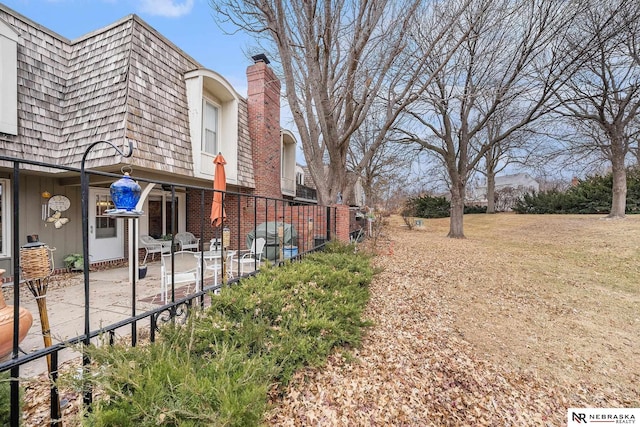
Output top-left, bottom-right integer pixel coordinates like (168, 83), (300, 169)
(471, 173), (539, 208)
(0, 4), (305, 274)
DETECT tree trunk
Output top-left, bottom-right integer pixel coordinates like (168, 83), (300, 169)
(448, 182), (466, 238)
(609, 156), (627, 218)
(486, 172), (496, 214)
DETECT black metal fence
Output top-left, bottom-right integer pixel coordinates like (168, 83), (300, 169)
(0, 151), (336, 426)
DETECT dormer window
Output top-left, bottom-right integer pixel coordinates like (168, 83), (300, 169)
(185, 69), (240, 184)
(203, 100), (219, 155)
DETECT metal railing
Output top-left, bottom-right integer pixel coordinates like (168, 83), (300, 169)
(0, 152), (337, 426)
(295, 183), (318, 201)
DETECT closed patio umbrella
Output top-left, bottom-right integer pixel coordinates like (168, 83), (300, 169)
(210, 153), (227, 227)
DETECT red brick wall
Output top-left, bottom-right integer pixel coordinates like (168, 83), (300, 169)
(333, 204), (351, 243)
(183, 189), (252, 250)
(288, 204), (331, 251)
(179, 61), (346, 255)
(182, 188), (218, 246)
(247, 60), (282, 200)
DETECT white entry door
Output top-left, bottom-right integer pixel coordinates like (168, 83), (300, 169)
(89, 188), (124, 262)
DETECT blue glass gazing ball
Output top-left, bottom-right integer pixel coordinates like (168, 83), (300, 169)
(110, 173), (141, 211)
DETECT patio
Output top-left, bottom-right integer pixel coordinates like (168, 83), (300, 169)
(1, 259), (245, 377)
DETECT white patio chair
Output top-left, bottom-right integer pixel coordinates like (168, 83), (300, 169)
(194, 249), (235, 294)
(139, 235), (171, 264)
(175, 232), (200, 251)
(160, 251), (201, 303)
(238, 237), (266, 275)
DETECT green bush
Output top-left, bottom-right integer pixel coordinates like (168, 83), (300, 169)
(63, 253), (84, 270)
(0, 372), (10, 426)
(513, 168), (640, 214)
(84, 337), (273, 427)
(412, 195), (450, 218)
(81, 245), (374, 426)
(464, 204), (487, 214)
(404, 195), (487, 218)
(0, 371), (21, 426)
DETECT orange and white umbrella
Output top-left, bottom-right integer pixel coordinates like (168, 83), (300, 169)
(210, 153), (227, 227)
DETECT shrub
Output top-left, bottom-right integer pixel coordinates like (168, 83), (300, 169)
(513, 168), (640, 214)
(0, 372), (21, 426)
(413, 195), (451, 218)
(402, 195), (449, 219)
(80, 245), (374, 426)
(0, 372), (10, 426)
(63, 253), (84, 270)
(464, 204), (487, 214)
(84, 336), (273, 427)
(404, 195), (487, 218)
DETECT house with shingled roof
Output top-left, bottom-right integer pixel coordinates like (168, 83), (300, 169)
(0, 3), (306, 275)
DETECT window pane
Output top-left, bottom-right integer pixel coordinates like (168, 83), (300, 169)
(204, 129), (216, 153)
(94, 194), (116, 239)
(203, 101), (218, 154)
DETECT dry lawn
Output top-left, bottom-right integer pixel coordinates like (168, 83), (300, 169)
(267, 214), (640, 426)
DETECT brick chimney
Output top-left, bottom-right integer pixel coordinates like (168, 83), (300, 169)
(247, 54), (281, 199)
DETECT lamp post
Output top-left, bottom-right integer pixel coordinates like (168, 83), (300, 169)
(80, 140), (134, 406)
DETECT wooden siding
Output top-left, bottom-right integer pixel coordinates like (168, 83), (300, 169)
(121, 18), (199, 176)
(0, 6), (68, 166)
(0, 4), (258, 187)
(58, 19), (133, 168)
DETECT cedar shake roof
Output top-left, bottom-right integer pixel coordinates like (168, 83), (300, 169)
(0, 4), (255, 187)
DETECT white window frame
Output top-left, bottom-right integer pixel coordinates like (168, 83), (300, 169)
(0, 179), (11, 258)
(202, 99), (220, 155)
(281, 131), (297, 196)
(185, 69), (240, 184)
(0, 20), (19, 135)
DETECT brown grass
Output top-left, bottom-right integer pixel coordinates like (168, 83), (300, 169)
(409, 214), (639, 403)
(268, 213), (639, 426)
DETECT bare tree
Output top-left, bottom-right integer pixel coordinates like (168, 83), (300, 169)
(494, 186), (521, 212)
(347, 106), (415, 208)
(554, 0), (640, 218)
(475, 110), (535, 213)
(210, 0), (472, 206)
(398, 0), (588, 238)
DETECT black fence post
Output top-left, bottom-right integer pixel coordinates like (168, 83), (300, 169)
(326, 206), (331, 243)
(11, 162), (20, 427)
(50, 351), (61, 425)
(80, 139), (133, 408)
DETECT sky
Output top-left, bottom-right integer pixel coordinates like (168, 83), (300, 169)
(2, 0), (255, 95)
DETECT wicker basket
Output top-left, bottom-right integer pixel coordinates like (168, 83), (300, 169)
(20, 246), (52, 280)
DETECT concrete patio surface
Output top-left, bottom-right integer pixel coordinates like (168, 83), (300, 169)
(1, 258), (230, 377)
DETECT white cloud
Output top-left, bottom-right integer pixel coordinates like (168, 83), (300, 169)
(138, 0), (194, 17)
